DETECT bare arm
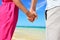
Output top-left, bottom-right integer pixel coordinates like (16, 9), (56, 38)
(30, 0), (38, 19)
(13, 0), (28, 14)
(30, 0), (37, 11)
(13, 0), (37, 22)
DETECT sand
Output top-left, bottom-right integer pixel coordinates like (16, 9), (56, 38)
(12, 27), (46, 40)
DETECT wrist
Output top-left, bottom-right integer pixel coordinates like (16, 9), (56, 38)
(30, 7), (36, 11)
(30, 9), (36, 12)
(26, 11), (30, 17)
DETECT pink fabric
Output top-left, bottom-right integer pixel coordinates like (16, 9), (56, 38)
(0, 0), (18, 40)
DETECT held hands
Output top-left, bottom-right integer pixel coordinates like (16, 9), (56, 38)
(26, 10), (37, 22)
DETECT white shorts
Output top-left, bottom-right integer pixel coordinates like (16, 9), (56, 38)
(46, 6), (60, 40)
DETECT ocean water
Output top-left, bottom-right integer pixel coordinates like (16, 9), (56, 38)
(17, 26), (46, 28)
(12, 26), (46, 40)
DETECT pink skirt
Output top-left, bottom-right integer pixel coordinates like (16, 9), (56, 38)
(0, 2), (18, 40)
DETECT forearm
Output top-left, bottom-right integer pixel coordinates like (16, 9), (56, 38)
(30, 0), (37, 11)
(13, 0), (28, 14)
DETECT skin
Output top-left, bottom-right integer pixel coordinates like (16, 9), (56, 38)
(30, 0), (38, 21)
(30, 0), (37, 11)
(13, 0), (37, 22)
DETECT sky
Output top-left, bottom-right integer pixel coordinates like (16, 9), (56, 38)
(0, 0), (46, 27)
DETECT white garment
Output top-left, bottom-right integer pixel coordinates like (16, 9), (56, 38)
(46, 0), (60, 10)
(46, 7), (60, 40)
(46, 0), (60, 40)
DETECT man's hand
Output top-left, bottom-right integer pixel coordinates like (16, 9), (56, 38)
(26, 10), (37, 22)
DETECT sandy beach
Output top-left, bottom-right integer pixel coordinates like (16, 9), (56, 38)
(12, 27), (46, 40)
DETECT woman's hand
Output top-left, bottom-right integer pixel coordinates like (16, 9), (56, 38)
(30, 10), (37, 22)
(26, 10), (37, 22)
(30, 9), (37, 19)
(28, 0), (37, 22)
